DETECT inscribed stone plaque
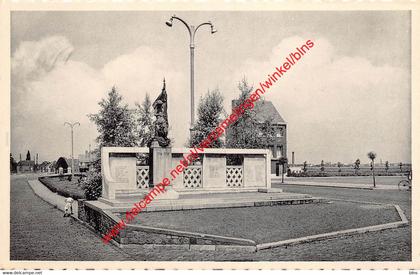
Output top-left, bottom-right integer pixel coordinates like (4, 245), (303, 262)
(109, 156), (137, 190)
(244, 156), (266, 187)
(114, 166), (129, 183)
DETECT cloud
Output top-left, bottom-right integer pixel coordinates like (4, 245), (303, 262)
(11, 36), (189, 161)
(101, 45), (189, 143)
(233, 36), (410, 163)
(11, 35), (410, 164)
(12, 36), (104, 161)
(12, 36), (74, 84)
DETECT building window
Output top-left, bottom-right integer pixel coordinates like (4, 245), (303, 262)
(276, 146), (282, 158)
(276, 127), (283, 138)
(269, 146), (274, 159)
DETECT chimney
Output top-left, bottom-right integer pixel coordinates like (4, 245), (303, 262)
(36, 153), (38, 165)
(19, 154), (22, 162)
(292, 151), (295, 165)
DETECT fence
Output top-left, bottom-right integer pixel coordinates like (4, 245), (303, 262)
(288, 164), (412, 177)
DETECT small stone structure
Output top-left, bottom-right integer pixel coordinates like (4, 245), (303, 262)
(100, 146), (272, 203)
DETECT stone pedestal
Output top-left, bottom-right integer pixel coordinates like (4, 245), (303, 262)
(102, 153), (138, 200)
(150, 141), (179, 200)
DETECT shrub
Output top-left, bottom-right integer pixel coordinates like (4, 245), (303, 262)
(81, 170), (102, 200)
(38, 176), (85, 200)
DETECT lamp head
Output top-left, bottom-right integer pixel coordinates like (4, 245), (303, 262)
(165, 18), (173, 27)
(210, 23), (217, 34)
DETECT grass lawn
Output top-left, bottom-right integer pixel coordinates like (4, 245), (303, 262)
(127, 201), (400, 244)
(285, 176), (407, 186)
(38, 175), (85, 199)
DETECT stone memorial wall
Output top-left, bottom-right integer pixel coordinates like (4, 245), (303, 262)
(101, 147), (271, 201)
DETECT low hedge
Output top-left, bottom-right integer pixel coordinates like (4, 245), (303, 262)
(38, 175), (86, 200)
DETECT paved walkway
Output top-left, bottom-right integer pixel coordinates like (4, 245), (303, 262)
(10, 175), (132, 260)
(28, 179), (79, 218)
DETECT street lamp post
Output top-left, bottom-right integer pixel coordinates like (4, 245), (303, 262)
(64, 122), (80, 179)
(165, 15), (217, 136)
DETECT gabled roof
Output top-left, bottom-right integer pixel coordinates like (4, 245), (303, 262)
(39, 161), (51, 167)
(254, 101), (286, 125)
(17, 160), (35, 166)
(64, 158), (79, 166)
(231, 99), (286, 125)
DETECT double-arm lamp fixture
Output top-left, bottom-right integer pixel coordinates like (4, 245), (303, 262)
(165, 15), (217, 134)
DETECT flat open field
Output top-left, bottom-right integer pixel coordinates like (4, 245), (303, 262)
(129, 201), (399, 243)
(285, 175), (406, 186)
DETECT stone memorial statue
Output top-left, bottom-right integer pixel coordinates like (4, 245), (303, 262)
(152, 79), (171, 147)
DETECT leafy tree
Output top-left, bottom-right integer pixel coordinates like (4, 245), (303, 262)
(279, 157), (288, 183)
(226, 79), (275, 149)
(135, 93), (154, 147)
(83, 87), (137, 200)
(189, 89), (225, 148)
(88, 86), (137, 148)
(367, 151), (377, 187)
(354, 158), (361, 175)
(10, 153), (17, 173)
(303, 161), (308, 173)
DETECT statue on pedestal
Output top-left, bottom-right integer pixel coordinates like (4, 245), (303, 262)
(152, 79), (171, 147)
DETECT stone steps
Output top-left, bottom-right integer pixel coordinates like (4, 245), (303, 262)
(96, 192), (327, 212)
(115, 189), (148, 200)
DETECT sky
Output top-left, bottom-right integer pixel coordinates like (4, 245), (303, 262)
(10, 11), (411, 164)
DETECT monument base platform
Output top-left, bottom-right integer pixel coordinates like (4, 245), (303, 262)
(156, 187), (180, 200)
(91, 189), (325, 212)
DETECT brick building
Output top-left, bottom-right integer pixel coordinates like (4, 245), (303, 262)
(229, 100), (287, 174)
(253, 101), (287, 174)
